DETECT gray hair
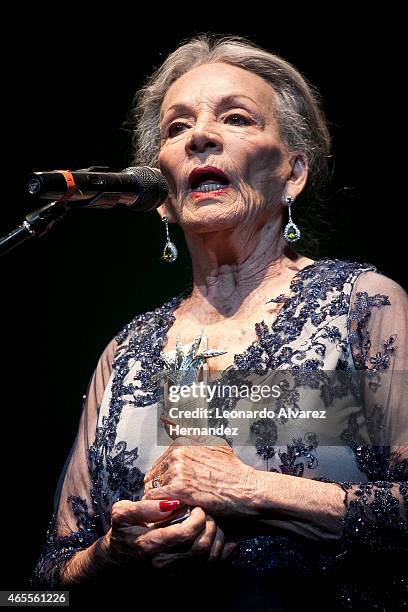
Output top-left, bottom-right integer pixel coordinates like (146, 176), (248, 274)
(130, 34), (331, 202)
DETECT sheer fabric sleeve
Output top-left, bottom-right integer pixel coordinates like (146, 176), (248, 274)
(31, 338), (117, 588)
(338, 270), (408, 555)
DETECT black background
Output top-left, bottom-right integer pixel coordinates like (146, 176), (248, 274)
(1, 9), (405, 594)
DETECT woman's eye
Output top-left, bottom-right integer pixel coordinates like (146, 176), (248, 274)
(225, 114), (251, 126)
(167, 122), (188, 138)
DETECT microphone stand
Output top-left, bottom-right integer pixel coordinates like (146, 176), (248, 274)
(0, 200), (70, 256)
(0, 166), (118, 256)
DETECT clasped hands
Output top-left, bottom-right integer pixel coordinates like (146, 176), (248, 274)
(143, 436), (258, 519)
(104, 437), (257, 572)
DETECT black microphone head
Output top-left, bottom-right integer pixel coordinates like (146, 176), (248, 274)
(123, 166), (168, 212)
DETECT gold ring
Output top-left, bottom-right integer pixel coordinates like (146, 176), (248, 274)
(152, 475), (162, 488)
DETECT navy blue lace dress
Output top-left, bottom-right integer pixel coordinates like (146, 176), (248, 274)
(32, 259), (408, 609)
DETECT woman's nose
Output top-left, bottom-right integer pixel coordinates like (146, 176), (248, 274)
(185, 123), (222, 155)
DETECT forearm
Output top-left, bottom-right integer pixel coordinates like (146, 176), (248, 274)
(250, 470), (346, 541)
(59, 533), (123, 587)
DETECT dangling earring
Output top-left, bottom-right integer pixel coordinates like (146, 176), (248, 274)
(283, 196), (301, 242)
(161, 216), (178, 262)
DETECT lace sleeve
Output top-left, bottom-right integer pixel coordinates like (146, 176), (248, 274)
(339, 270), (408, 556)
(31, 338), (117, 588)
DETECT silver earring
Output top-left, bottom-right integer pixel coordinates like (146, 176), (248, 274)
(161, 216), (178, 262)
(283, 196), (301, 242)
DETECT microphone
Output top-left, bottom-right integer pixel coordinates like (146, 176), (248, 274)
(25, 166), (169, 212)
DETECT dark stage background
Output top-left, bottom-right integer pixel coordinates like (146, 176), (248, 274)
(1, 11), (405, 598)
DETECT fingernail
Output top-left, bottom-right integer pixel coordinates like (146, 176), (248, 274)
(159, 500), (180, 512)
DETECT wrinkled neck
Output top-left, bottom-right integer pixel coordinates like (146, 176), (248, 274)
(183, 219), (302, 316)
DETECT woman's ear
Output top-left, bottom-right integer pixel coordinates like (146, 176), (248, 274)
(284, 155), (308, 200)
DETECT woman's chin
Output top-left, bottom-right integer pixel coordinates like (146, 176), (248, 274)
(180, 208), (244, 234)
(178, 193), (246, 232)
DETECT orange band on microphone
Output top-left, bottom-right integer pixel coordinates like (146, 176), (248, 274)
(57, 170), (76, 199)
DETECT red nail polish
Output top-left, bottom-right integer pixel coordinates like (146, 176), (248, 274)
(159, 500), (180, 512)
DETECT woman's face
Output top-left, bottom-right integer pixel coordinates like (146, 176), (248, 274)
(158, 62), (296, 233)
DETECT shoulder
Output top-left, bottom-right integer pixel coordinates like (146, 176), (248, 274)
(318, 259), (408, 321)
(347, 269), (408, 366)
(352, 269), (408, 302)
(297, 258), (377, 292)
(312, 258), (407, 301)
(347, 269), (408, 348)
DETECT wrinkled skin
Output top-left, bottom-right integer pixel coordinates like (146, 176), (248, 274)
(143, 437), (258, 519)
(158, 61), (307, 244)
(104, 499), (236, 570)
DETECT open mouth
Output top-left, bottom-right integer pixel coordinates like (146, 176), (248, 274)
(188, 166), (230, 194)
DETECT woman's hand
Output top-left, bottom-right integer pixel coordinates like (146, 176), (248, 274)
(143, 437), (258, 519)
(102, 499), (235, 570)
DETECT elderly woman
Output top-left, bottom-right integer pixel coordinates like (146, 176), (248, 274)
(33, 36), (408, 609)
